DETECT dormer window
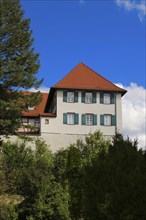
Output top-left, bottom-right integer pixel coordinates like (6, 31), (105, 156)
(28, 106), (35, 110)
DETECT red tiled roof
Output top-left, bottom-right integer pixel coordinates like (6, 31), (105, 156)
(52, 63), (127, 95)
(21, 92), (55, 117)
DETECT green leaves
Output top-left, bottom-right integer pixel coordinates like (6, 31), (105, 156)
(0, 132), (146, 219)
(0, 138), (71, 219)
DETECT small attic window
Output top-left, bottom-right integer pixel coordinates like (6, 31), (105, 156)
(28, 106), (35, 110)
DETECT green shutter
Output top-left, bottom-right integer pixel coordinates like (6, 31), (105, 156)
(92, 92), (96, 103)
(111, 93), (115, 104)
(82, 114), (86, 125)
(63, 91), (67, 102)
(93, 114), (97, 125)
(63, 113), (67, 124)
(100, 93), (103, 104)
(112, 115), (116, 126)
(81, 92), (85, 103)
(100, 115), (104, 125)
(75, 114), (79, 124)
(74, 92), (78, 102)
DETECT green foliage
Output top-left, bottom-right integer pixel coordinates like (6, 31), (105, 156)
(0, 0), (43, 135)
(0, 203), (18, 220)
(54, 131), (111, 219)
(83, 133), (146, 220)
(0, 138), (70, 219)
(0, 131), (146, 219)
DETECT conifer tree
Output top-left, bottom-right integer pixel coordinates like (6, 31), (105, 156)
(0, 0), (42, 135)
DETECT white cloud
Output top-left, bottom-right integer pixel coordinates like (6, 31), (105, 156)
(115, 0), (146, 21)
(115, 82), (146, 149)
(28, 86), (50, 93)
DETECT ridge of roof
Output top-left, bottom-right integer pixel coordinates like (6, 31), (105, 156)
(52, 62), (127, 95)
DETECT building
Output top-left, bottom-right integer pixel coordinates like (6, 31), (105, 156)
(20, 63), (127, 151)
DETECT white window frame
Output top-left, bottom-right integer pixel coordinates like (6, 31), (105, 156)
(67, 92), (74, 103)
(86, 114), (94, 126)
(104, 114), (112, 126)
(67, 113), (75, 125)
(103, 93), (110, 104)
(28, 106), (35, 110)
(85, 92), (93, 104)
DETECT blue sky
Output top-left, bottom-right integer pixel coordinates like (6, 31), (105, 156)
(21, 0), (145, 88)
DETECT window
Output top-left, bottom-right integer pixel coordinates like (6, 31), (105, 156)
(45, 119), (49, 124)
(82, 92), (96, 103)
(35, 118), (40, 127)
(100, 93), (115, 104)
(100, 114), (116, 126)
(28, 106), (35, 110)
(35, 118), (40, 123)
(103, 93), (110, 104)
(67, 113), (75, 124)
(21, 117), (28, 123)
(63, 91), (78, 102)
(85, 92), (92, 103)
(67, 92), (74, 103)
(63, 113), (79, 125)
(104, 115), (111, 126)
(86, 114), (94, 125)
(82, 114), (97, 125)
(28, 119), (35, 126)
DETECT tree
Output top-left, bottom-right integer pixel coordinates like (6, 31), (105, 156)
(83, 133), (146, 220)
(0, 139), (71, 219)
(0, 0), (43, 135)
(53, 131), (111, 220)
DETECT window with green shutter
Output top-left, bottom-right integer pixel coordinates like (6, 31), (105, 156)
(63, 91), (78, 103)
(100, 92), (115, 104)
(82, 114), (97, 125)
(82, 91), (96, 103)
(63, 113), (79, 125)
(100, 114), (116, 126)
